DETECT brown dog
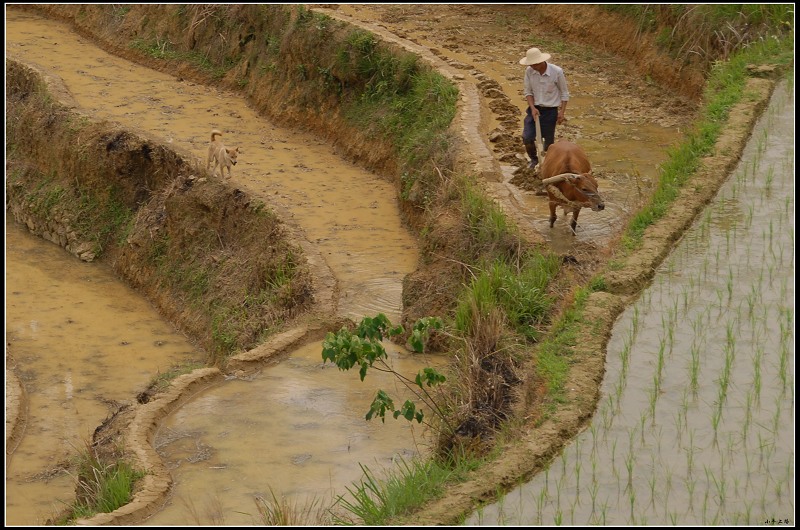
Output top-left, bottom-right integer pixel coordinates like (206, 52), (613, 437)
(206, 130), (240, 179)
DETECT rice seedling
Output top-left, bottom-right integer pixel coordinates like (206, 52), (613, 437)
(656, 337), (667, 388)
(648, 459), (657, 508)
(745, 288), (757, 317)
(752, 345), (763, 402)
(730, 181), (739, 199)
(619, 339), (631, 379)
(569, 494), (580, 524)
(598, 501), (608, 525)
(726, 268), (734, 302)
(701, 484), (711, 524)
(779, 342), (789, 394)
(535, 487), (546, 525)
(756, 129), (768, 156)
(554, 473), (565, 513)
(673, 409), (684, 440)
(771, 393), (782, 435)
(610, 439), (618, 482)
(625, 442), (635, 493)
(744, 450), (754, 490)
(715, 285), (725, 312)
(768, 220), (774, 253)
(764, 165), (774, 192)
(711, 400), (723, 439)
(588, 471), (599, 514)
(743, 389), (753, 440)
(733, 475), (741, 497)
(743, 500), (753, 525)
(689, 344), (701, 393)
(628, 485), (636, 523)
(543, 461), (551, 491)
(648, 377), (659, 421)
(685, 474), (696, 510)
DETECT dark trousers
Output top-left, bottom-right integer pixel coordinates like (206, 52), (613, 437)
(522, 106), (558, 164)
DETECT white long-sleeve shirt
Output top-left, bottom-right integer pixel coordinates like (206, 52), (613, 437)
(523, 63), (569, 108)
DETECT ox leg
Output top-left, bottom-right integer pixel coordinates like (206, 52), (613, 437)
(549, 202), (557, 228)
(570, 209), (580, 234)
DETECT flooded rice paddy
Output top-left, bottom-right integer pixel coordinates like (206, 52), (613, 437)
(143, 341), (440, 525)
(5, 223), (201, 525)
(468, 80), (794, 526)
(5, 8), (431, 526)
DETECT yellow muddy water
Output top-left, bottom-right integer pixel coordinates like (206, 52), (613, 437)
(5, 8), (419, 323)
(145, 341), (443, 525)
(5, 223), (201, 525)
(6, 8), (430, 526)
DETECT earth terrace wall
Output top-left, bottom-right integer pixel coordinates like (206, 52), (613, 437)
(15, 3), (482, 331)
(6, 56), (343, 525)
(5, 57), (327, 358)
(17, 4), (439, 205)
(532, 4), (706, 101)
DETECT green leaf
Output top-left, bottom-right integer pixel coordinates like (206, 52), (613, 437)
(415, 367), (446, 388)
(407, 316), (443, 352)
(394, 400), (421, 422)
(366, 390), (395, 423)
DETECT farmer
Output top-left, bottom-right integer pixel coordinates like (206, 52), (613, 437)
(519, 47), (570, 170)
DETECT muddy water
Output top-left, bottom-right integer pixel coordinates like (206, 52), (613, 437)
(468, 81), (794, 525)
(5, 8), (419, 322)
(5, 223), (201, 525)
(6, 8), (430, 526)
(145, 342), (441, 525)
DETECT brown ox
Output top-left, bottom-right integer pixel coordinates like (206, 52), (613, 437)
(539, 140), (605, 233)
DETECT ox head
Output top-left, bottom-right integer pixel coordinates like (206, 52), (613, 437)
(541, 172), (605, 211)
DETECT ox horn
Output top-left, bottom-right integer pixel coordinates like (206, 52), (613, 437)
(540, 172), (578, 185)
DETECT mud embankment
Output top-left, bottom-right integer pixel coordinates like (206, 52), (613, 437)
(5, 56), (340, 524)
(6, 58), (330, 356)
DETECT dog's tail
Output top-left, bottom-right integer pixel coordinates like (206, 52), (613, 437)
(211, 129), (223, 142)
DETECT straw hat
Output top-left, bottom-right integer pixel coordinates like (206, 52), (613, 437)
(519, 47), (551, 66)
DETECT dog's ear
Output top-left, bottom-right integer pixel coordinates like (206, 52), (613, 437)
(235, 147), (242, 154)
